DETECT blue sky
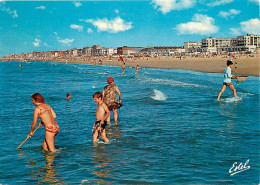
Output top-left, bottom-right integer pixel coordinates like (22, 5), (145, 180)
(0, 0), (259, 56)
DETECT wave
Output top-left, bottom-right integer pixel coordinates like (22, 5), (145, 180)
(218, 97), (242, 103)
(151, 89), (167, 101)
(81, 179), (90, 184)
(142, 77), (204, 88)
(97, 139), (115, 144)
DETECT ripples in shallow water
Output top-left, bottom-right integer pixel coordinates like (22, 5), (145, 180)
(0, 61), (259, 184)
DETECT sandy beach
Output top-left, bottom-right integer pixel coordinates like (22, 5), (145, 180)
(53, 55), (260, 76)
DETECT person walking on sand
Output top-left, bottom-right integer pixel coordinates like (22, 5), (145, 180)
(102, 77), (122, 123)
(217, 60), (237, 100)
(29, 93), (59, 152)
(92, 92), (110, 143)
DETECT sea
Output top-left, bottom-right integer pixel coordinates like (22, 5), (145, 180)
(0, 61), (259, 184)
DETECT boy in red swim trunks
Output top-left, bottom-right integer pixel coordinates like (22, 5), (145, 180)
(92, 92), (110, 143)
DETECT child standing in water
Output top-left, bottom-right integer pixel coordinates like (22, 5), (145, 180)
(30, 93), (59, 152)
(122, 63), (126, 74)
(92, 92), (110, 143)
(136, 65), (140, 74)
(217, 60), (237, 100)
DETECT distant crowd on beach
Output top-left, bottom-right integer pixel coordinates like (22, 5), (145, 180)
(2, 51), (258, 63)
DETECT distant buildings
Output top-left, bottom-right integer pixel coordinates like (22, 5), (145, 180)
(1, 34), (259, 61)
(201, 37), (232, 53)
(140, 46), (185, 56)
(1, 45), (119, 60)
(185, 34), (260, 54)
(117, 46), (144, 55)
(184, 42), (202, 53)
(221, 34), (260, 52)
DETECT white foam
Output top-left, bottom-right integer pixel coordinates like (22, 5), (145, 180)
(96, 72), (108, 75)
(80, 179), (89, 184)
(220, 97), (242, 103)
(143, 77), (204, 88)
(237, 92), (255, 97)
(151, 89), (167, 101)
(97, 140), (112, 144)
(96, 138), (116, 144)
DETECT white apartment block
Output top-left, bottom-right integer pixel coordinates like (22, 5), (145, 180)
(105, 48), (115, 56)
(221, 34), (260, 52)
(200, 34), (260, 53)
(72, 49), (78, 57)
(184, 42), (202, 52)
(236, 34), (260, 47)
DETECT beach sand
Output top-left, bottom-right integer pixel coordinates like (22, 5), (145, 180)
(54, 55), (260, 76)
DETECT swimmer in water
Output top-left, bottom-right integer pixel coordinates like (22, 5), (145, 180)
(66, 93), (71, 100)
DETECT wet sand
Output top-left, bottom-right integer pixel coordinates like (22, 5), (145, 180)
(54, 55), (260, 76)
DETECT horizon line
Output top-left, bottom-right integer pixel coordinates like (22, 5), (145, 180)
(2, 0), (151, 1)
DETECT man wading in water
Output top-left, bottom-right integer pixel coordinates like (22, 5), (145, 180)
(102, 77), (122, 123)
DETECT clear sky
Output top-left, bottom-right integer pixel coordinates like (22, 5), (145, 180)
(0, 0), (259, 56)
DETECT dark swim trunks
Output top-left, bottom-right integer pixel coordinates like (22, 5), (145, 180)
(92, 120), (107, 134)
(223, 82), (233, 87)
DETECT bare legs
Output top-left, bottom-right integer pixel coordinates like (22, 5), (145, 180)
(217, 84), (237, 100)
(113, 109), (118, 122)
(106, 109), (118, 123)
(229, 84), (237, 99)
(42, 132), (56, 152)
(93, 129), (109, 143)
(217, 85), (226, 100)
(93, 130), (99, 143)
(100, 129), (109, 142)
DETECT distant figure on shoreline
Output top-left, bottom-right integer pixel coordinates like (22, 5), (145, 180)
(92, 92), (110, 143)
(229, 53), (235, 61)
(30, 93), (59, 152)
(99, 59), (103, 65)
(136, 65), (140, 74)
(217, 60), (237, 100)
(119, 56), (124, 62)
(66, 93), (71, 100)
(102, 77), (122, 123)
(122, 63), (126, 74)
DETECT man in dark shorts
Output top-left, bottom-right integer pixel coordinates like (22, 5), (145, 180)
(217, 60), (237, 100)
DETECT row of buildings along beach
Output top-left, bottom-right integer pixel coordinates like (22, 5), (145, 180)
(1, 34), (259, 61)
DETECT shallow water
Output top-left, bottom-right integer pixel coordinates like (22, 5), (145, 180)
(0, 61), (259, 184)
